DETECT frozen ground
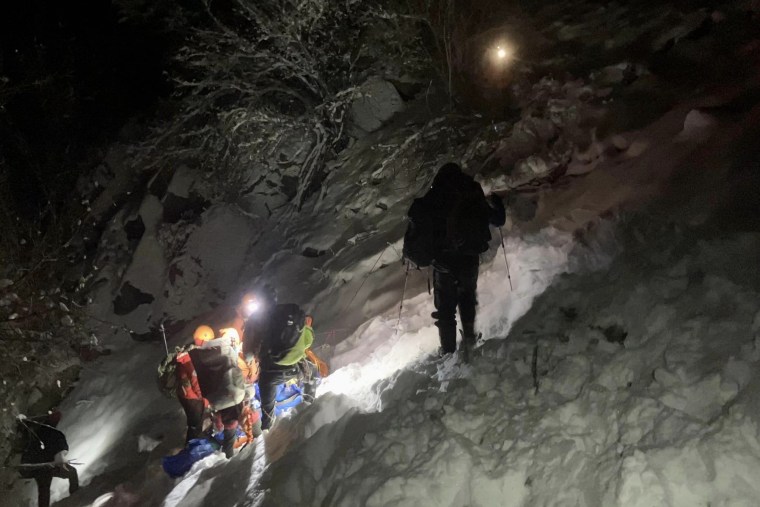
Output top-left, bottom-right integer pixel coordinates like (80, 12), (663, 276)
(6, 2), (760, 504)
(160, 218), (760, 507)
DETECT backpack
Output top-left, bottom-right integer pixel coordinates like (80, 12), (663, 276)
(403, 177), (491, 266)
(444, 180), (491, 255)
(157, 344), (194, 398)
(265, 303), (307, 364)
(188, 343), (246, 410)
(402, 198), (436, 268)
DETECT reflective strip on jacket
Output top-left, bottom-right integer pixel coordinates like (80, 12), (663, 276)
(176, 351), (203, 401)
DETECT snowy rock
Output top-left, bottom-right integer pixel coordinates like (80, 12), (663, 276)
(165, 165), (199, 200)
(510, 194), (538, 223)
(548, 356), (591, 399)
(163, 165), (208, 223)
(0, 279), (13, 289)
(137, 434), (161, 453)
(349, 78), (404, 135)
(515, 155), (551, 178)
(137, 195), (163, 234)
(657, 371), (738, 421)
(652, 11), (710, 51)
(596, 357), (635, 391)
(470, 373), (499, 396)
(723, 359), (753, 390)
(591, 63), (635, 86)
(617, 451), (668, 506)
(161, 206), (258, 322)
(675, 110), (716, 143)
(619, 399), (660, 445)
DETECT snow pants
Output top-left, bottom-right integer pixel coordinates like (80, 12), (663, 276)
(258, 364), (299, 430)
(432, 255), (479, 353)
(215, 402), (245, 458)
(30, 465), (79, 507)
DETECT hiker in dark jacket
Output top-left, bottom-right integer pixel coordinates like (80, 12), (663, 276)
(188, 330), (249, 458)
(244, 285), (318, 431)
(17, 410), (79, 507)
(407, 162), (505, 358)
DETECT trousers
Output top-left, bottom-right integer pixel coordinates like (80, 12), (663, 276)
(432, 254), (479, 353)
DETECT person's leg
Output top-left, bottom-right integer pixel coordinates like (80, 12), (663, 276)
(258, 369), (279, 431)
(456, 257), (480, 345)
(51, 465), (79, 494)
(34, 473), (53, 507)
(179, 396), (205, 441)
(259, 368), (291, 430)
(218, 404), (242, 458)
(433, 268), (458, 353)
(66, 465), (79, 494)
(298, 359), (317, 400)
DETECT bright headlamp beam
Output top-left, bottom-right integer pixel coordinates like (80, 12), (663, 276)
(245, 300), (262, 316)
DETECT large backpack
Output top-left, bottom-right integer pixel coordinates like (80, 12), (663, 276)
(402, 197), (436, 268)
(444, 179), (491, 255)
(157, 344), (194, 399)
(403, 176), (491, 266)
(265, 303), (307, 364)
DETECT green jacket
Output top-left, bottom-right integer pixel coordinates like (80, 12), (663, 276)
(275, 325), (314, 366)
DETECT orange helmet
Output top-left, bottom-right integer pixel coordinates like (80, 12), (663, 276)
(193, 325), (215, 346)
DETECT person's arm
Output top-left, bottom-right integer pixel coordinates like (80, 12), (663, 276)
(177, 353), (203, 399)
(238, 353), (259, 383)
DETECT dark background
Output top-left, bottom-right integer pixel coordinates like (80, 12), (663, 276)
(0, 0), (170, 219)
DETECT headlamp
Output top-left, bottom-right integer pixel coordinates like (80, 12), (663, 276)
(244, 299), (262, 317)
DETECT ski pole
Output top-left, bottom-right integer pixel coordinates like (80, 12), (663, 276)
(160, 321), (169, 356)
(395, 264), (411, 336)
(498, 227), (514, 291)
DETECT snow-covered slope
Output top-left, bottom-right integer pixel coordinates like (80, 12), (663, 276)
(165, 218), (760, 507)
(7, 1), (760, 505)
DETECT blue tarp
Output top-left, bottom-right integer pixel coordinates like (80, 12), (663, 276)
(162, 438), (219, 478)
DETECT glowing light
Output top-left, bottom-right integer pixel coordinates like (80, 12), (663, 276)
(244, 299), (262, 316)
(491, 42), (515, 66)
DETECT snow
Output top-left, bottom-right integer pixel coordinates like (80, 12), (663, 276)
(135, 221), (760, 507)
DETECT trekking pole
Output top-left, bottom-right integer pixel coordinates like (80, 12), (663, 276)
(160, 321), (169, 356)
(394, 263), (411, 336)
(498, 227), (514, 291)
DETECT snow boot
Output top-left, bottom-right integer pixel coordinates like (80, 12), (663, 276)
(461, 323), (478, 364)
(302, 380), (317, 403)
(437, 325), (457, 355)
(222, 428), (236, 458)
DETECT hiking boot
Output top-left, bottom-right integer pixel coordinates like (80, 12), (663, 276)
(462, 322), (477, 346)
(222, 429), (236, 458)
(437, 346), (455, 358)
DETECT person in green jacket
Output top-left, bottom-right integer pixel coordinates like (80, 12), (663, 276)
(244, 286), (319, 430)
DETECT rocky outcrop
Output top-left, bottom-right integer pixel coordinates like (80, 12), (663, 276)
(349, 78), (405, 136)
